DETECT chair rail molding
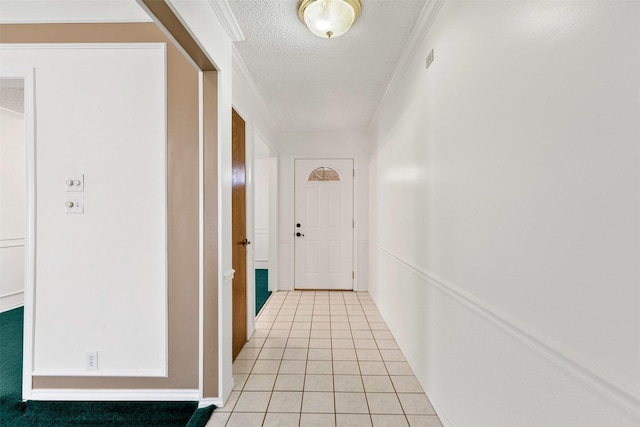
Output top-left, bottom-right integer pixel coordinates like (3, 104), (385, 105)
(0, 235), (25, 248)
(370, 240), (640, 419)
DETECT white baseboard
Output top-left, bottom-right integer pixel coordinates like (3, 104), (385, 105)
(28, 388), (199, 401)
(212, 375), (235, 409)
(198, 398), (223, 408)
(0, 290), (24, 313)
(254, 260), (269, 269)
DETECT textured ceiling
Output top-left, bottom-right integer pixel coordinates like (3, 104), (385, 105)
(227, 0), (428, 133)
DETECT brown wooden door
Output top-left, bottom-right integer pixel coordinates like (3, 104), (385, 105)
(231, 108), (248, 360)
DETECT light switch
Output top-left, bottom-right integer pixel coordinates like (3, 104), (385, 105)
(65, 174), (84, 192)
(65, 195), (84, 214)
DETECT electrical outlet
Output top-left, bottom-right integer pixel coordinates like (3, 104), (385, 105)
(85, 350), (98, 371)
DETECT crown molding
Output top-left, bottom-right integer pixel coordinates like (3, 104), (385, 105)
(367, 0), (445, 134)
(232, 45), (282, 135)
(207, 0), (244, 42)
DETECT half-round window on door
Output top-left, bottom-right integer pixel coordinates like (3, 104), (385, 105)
(308, 167), (341, 182)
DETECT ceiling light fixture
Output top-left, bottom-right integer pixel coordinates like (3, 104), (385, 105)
(297, 0), (362, 39)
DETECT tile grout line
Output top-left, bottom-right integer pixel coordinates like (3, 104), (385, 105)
(225, 291), (439, 427)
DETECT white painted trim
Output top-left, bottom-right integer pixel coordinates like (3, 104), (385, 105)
(223, 269), (235, 284)
(0, 291), (24, 313)
(24, 65), (36, 401)
(198, 398), (224, 408)
(29, 389), (199, 401)
(32, 369), (167, 377)
(352, 156), (360, 291)
(0, 67), (35, 402)
(0, 105), (23, 118)
(0, 43), (165, 50)
(255, 222), (269, 266)
(217, 74), (225, 405)
(0, 234), (24, 240)
(207, 0), (245, 42)
(370, 241), (640, 419)
(279, 239), (294, 291)
(242, 112), (256, 340)
(289, 154), (360, 291)
(222, 373), (235, 406)
(262, 138), (279, 293)
(0, 18), (153, 24)
(0, 236), (25, 248)
(367, 0), (445, 135)
(198, 71), (205, 400)
(197, 375), (232, 407)
(422, 385), (453, 427)
(160, 40), (170, 382)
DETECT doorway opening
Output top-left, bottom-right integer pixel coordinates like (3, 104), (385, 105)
(0, 68), (34, 403)
(252, 134), (277, 315)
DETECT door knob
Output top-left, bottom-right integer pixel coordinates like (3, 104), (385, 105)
(296, 223), (301, 228)
(241, 239), (251, 246)
(296, 232), (305, 237)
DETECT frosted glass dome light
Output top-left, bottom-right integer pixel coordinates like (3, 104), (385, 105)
(298, 0), (363, 39)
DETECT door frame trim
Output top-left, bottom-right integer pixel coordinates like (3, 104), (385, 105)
(0, 67), (35, 400)
(289, 154), (361, 291)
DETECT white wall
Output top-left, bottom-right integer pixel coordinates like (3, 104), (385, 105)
(0, 104), (25, 312)
(278, 132), (369, 291)
(267, 156), (278, 292)
(368, 1), (640, 426)
(254, 157), (270, 270)
(0, 45), (167, 376)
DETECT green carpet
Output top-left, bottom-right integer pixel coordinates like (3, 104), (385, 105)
(255, 269), (271, 315)
(0, 307), (215, 427)
(0, 307), (25, 425)
(20, 400), (199, 426)
(185, 405), (216, 427)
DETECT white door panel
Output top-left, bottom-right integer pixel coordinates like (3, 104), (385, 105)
(295, 159), (354, 290)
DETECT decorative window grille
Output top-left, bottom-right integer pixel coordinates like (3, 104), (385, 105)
(308, 167), (341, 182)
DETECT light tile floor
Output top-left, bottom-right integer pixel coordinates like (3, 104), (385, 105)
(206, 291), (443, 427)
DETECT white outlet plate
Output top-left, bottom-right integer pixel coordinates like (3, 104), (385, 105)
(85, 350), (98, 371)
(65, 174), (84, 192)
(65, 195), (84, 214)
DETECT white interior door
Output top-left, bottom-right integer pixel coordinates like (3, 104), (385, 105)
(294, 159), (354, 290)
